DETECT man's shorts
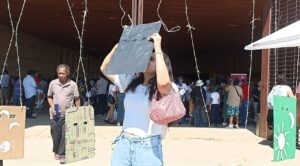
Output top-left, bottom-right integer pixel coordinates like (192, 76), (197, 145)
(227, 105), (239, 116)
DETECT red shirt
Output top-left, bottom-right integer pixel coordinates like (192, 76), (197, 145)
(241, 84), (249, 100)
(296, 83), (300, 94)
(34, 76), (40, 84)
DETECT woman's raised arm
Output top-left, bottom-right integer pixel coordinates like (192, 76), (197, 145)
(100, 44), (118, 83)
(149, 33), (171, 95)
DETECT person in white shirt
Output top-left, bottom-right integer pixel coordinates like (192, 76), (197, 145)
(267, 74), (295, 130)
(101, 33), (173, 166)
(209, 87), (220, 126)
(176, 76), (189, 125)
(96, 76), (108, 115)
(176, 76), (189, 101)
(23, 70), (37, 118)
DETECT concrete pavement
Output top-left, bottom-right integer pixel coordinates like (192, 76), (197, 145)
(3, 112), (300, 166)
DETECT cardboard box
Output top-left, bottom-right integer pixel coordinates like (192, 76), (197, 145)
(0, 106), (26, 159)
(65, 105), (95, 163)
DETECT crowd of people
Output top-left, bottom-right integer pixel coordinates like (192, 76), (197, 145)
(0, 69), (125, 125)
(0, 68), (264, 128)
(1, 32), (300, 165)
(0, 70), (48, 118)
(173, 75), (262, 129)
(2, 64), (298, 133)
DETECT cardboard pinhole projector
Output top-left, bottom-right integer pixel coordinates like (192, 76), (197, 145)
(104, 21), (162, 75)
(0, 106), (26, 159)
(65, 105), (95, 163)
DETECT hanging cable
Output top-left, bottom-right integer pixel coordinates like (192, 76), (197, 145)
(66, 0), (90, 104)
(0, 1), (15, 89)
(245, 0), (257, 129)
(284, 0), (288, 81)
(14, 0), (27, 107)
(296, 0), (300, 91)
(184, 0), (210, 127)
(274, 0), (278, 85)
(119, 0), (126, 27)
(296, 47), (300, 91)
(157, 0), (181, 32)
(0, 0), (27, 107)
(119, 0), (133, 27)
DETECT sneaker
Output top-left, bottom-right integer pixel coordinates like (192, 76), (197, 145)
(226, 124), (234, 129)
(222, 122), (227, 126)
(26, 115), (36, 119)
(32, 113), (37, 118)
(235, 125), (239, 129)
(60, 155), (65, 164)
(117, 123), (121, 126)
(54, 154), (60, 160)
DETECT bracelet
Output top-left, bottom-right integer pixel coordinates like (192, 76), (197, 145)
(154, 52), (164, 56)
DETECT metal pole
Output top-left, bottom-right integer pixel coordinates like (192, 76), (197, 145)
(137, 0), (144, 24)
(132, 0), (144, 25)
(131, 0), (137, 25)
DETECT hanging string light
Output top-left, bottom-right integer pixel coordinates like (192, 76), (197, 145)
(274, 0), (278, 85)
(0, 0), (27, 107)
(119, 0), (133, 27)
(66, 0), (90, 103)
(183, 0), (210, 126)
(157, 0), (181, 32)
(245, 0), (258, 128)
(295, 0), (299, 91)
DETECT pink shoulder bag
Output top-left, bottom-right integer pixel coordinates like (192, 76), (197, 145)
(150, 85), (186, 125)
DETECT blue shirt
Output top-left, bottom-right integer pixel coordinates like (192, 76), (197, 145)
(23, 75), (36, 98)
(0, 74), (9, 88)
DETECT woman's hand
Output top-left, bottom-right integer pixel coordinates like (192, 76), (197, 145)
(149, 33), (162, 53)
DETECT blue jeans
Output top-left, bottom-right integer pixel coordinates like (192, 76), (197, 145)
(239, 100), (249, 126)
(117, 93), (125, 124)
(111, 133), (163, 166)
(25, 95), (36, 117)
(13, 95), (21, 106)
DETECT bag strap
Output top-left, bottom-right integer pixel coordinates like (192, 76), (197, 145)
(233, 85), (241, 98)
(153, 83), (178, 101)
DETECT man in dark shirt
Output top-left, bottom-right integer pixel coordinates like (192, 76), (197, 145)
(191, 80), (208, 127)
(0, 70), (10, 105)
(252, 81), (261, 122)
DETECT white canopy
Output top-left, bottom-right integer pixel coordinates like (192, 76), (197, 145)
(245, 20), (300, 50)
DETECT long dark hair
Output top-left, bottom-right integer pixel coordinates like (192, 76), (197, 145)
(277, 74), (286, 85)
(125, 53), (174, 101)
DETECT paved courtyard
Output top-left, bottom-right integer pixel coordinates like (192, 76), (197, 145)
(2, 112), (300, 166)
